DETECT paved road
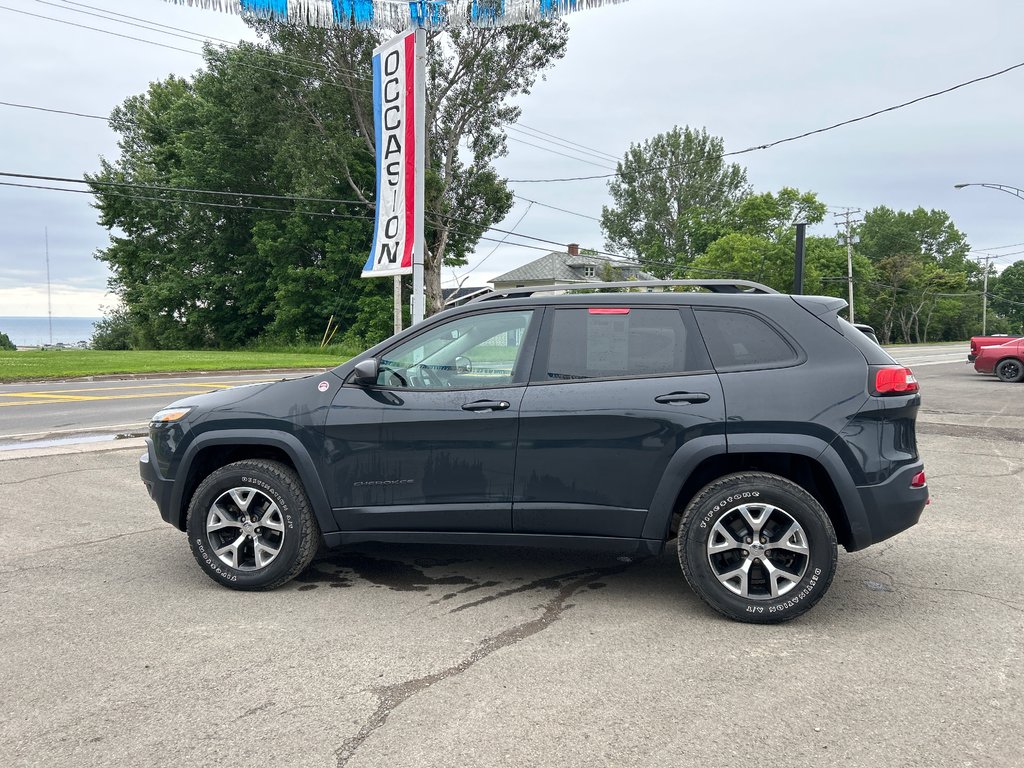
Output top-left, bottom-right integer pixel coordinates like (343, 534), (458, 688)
(0, 345), (963, 448)
(0, 371), (324, 448)
(0, 358), (1020, 767)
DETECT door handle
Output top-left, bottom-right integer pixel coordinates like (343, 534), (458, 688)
(462, 400), (511, 412)
(655, 392), (711, 405)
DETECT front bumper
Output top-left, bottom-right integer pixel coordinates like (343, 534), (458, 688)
(139, 439), (178, 528)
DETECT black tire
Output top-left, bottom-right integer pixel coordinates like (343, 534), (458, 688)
(677, 472), (837, 624)
(186, 459), (320, 590)
(995, 358), (1024, 383)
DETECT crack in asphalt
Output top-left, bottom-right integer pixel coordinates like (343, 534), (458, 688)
(918, 422), (1024, 444)
(333, 563), (630, 768)
(16, 527), (167, 558)
(447, 567), (613, 614)
(845, 564), (1024, 613)
(0, 467), (113, 486)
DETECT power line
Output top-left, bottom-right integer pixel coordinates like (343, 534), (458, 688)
(508, 57), (1024, 183)
(506, 135), (617, 170)
(507, 124), (618, 164)
(0, 4), (375, 96)
(455, 201), (535, 282)
(0, 179), (378, 220)
(0, 171), (367, 207)
(10, 2), (626, 170)
(44, 0), (369, 85)
(0, 100), (106, 120)
(512, 194), (601, 221)
(512, 121), (619, 161)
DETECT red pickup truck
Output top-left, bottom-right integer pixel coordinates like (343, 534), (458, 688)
(968, 335), (1023, 362)
(972, 336), (1024, 382)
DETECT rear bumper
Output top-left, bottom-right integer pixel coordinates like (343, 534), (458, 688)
(854, 461), (928, 547)
(139, 439), (178, 528)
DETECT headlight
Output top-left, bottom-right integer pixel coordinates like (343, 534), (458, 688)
(150, 406), (193, 424)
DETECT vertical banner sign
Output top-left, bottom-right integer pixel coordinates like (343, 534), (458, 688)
(363, 29), (416, 278)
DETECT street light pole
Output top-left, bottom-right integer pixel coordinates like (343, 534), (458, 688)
(954, 182), (1024, 200)
(954, 183), (1024, 335)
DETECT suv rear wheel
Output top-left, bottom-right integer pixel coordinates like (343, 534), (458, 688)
(678, 472), (837, 623)
(185, 459), (320, 590)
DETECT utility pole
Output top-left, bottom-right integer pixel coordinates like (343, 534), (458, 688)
(833, 208), (861, 323)
(978, 254), (994, 335)
(45, 227), (52, 345)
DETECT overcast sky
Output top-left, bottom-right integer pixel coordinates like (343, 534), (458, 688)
(2, 0), (1023, 316)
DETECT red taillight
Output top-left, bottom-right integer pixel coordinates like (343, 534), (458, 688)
(875, 366), (919, 394)
(588, 308), (630, 315)
(910, 471), (927, 488)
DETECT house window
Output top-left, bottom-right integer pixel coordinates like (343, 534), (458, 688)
(583, 266), (596, 278)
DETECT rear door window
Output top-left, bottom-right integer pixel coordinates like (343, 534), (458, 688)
(537, 307), (711, 381)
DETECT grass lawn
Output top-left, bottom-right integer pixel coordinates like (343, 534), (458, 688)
(0, 348), (352, 383)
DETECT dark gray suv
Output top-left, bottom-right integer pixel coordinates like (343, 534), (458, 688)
(140, 280), (928, 623)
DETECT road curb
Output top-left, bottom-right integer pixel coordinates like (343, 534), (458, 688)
(0, 437), (148, 462)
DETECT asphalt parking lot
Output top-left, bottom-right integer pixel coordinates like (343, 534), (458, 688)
(1, 359), (1021, 768)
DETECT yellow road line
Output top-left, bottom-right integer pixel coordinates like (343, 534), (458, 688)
(0, 390), (233, 407)
(0, 379), (275, 409)
(0, 381), (261, 396)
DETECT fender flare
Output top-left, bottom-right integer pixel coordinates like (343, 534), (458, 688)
(169, 429), (333, 532)
(641, 434), (871, 549)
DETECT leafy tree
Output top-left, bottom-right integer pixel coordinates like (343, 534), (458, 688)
(601, 126), (750, 277)
(854, 206), (975, 342)
(990, 260), (1024, 333)
(0, 331), (15, 351)
(690, 188), (835, 292)
(261, 19), (568, 316)
(90, 40), (382, 349)
(90, 19), (568, 347)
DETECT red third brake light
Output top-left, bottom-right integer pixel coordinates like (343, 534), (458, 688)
(874, 366), (919, 394)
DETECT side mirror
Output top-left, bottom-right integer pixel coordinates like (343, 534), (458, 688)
(352, 358), (379, 386)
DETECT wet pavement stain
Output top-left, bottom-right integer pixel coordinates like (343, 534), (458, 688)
(297, 552), (474, 592)
(332, 562), (633, 768)
(433, 580), (502, 604)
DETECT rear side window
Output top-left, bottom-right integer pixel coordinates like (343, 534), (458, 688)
(540, 307), (711, 381)
(695, 309), (799, 371)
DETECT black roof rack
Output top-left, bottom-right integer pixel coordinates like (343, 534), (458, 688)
(472, 279), (778, 303)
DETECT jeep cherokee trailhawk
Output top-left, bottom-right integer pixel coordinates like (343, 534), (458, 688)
(140, 280), (928, 623)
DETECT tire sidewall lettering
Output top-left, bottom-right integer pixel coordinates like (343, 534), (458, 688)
(699, 490), (760, 529)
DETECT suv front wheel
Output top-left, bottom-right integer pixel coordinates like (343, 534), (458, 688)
(678, 472), (837, 623)
(185, 459), (320, 590)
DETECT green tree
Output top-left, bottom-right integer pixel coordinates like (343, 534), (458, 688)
(90, 40), (382, 349)
(0, 331), (15, 351)
(854, 206), (976, 342)
(690, 188), (834, 292)
(601, 126), (750, 277)
(90, 19), (568, 347)
(990, 260), (1024, 333)
(265, 19), (568, 316)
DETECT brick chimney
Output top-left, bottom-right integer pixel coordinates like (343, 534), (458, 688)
(567, 243), (579, 257)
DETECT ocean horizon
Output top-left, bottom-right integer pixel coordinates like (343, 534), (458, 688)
(0, 316), (102, 347)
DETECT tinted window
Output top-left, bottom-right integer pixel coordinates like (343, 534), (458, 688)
(695, 309), (799, 370)
(542, 307), (710, 381)
(379, 310), (534, 389)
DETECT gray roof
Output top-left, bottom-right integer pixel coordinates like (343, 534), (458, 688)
(493, 252), (650, 284)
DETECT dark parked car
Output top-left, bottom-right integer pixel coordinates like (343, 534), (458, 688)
(140, 280), (928, 623)
(853, 322), (879, 344)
